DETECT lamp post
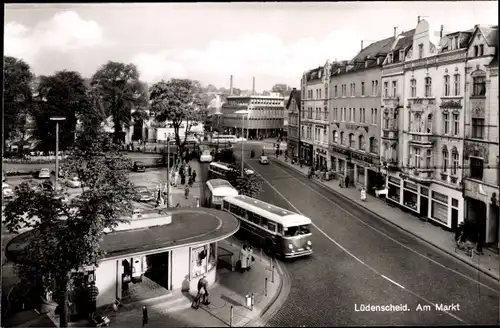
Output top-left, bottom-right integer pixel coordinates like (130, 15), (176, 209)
(166, 137), (171, 207)
(235, 110), (249, 178)
(214, 112), (223, 151)
(50, 117), (66, 192)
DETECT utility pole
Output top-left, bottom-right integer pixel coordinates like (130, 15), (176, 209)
(166, 137), (170, 207)
(50, 117), (66, 192)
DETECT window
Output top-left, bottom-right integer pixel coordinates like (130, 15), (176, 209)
(360, 108), (366, 123)
(479, 44), (484, 56)
(352, 83), (355, 96)
(471, 118), (485, 139)
(334, 107), (338, 121)
(371, 108), (378, 124)
(352, 107), (356, 122)
(426, 149), (432, 169)
(414, 148), (421, 168)
(442, 147), (448, 172)
(474, 45), (478, 57)
(341, 84), (346, 97)
(372, 81), (375, 96)
(301, 109), (305, 119)
(333, 130), (338, 143)
(340, 132), (345, 145)
(361, 82), (365, 96)
(358, 135), (365, 150)
(301, 126), (305, 138)
(392, 81), (397, 97)
(424, 77), (432, 97)
(384, 113), (390, 129)
(452, 149), (459, 175)
(443, 113), (450, 134)
(388, 53), (393, 64)
(410, 79), (416, 97)
(472, 76), (486, 96)
(324, 107), (328, 120)
(349, 134), (355, 147)
(375, 81), (379, 96)
(470, 157), (484, 180)
(418, 44), (424, 59)
(342, 107), (347, 121)
(369, 137), (378, 154)
(384, 81), (389, 98)
(444, 75), (450, 96)
(334, 85), (338, 97)
(452, 113), (459, 135)
(453, 74), (460, 96)
(319, 89), (322, 99)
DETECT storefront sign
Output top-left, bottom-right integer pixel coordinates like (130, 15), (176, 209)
(403, 181), (418, 192)
(389, 176), (401, 185)
(329, 145), (380, 165)
(315, 148), (327, 155)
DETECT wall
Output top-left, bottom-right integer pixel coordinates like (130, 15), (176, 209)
(301, 78), (323, 145)
(95, 259), (118, 308)
(171, 246), (190, 291)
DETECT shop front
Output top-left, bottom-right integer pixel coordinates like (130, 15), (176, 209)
(313, 146), (329, 170)
(329, 144), (380, 189)
(300, 141), (313, 166)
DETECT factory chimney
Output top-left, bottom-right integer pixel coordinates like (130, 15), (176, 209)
(440, 25), (444, 38)
(230, 75), (233, 96)
(361, 40), (363, 51)
(394, 27), (399, 38)
(252, 77), (255, 95)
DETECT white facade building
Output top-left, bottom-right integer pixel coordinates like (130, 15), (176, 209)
(300, 61), (331, 168)
(399, 19), (470, 229)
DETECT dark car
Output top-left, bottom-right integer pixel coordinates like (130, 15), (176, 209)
(135, 186), (154, 202)
(133, 161), (146, 172)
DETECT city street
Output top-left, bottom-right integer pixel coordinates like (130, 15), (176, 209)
(228, 144), (499, 326)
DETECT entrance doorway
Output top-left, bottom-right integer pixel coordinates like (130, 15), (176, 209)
(451, 207), (459, 231)
(488, 204), (499, 247)
(366, 169), (377, 195)
(347, 162), (355, 186)
(145, 252), (170, 289)
(420, 196), (429, 219)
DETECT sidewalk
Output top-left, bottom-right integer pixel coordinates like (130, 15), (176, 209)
(269, 155), (500, 281)
(66, 239), (285, 328)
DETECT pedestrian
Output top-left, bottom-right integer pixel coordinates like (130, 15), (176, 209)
(188, 165), (192, 177)
(188, 175), (193, 187)
(360, 187), (366, 201)
(197, 275), (210, 305)
(87, 281), (99, 319)
(184, 184), (190, 199)
(142, 306), (148, 327)
(239, 245), (250, 273)
(345, 175), (350, 188)
(180, 172), (186, 185)
(192, 170), (197, 183)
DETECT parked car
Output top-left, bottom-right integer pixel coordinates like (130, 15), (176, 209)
(2, 183), (14, 199)
(38, 168), (51, 179)
(244, 168), (255, 175)
(259, 155), (269, 165)
(135, 186), (154, 202)
(2, 170), (6, 182)
(66, 176), (81, 188)
(199, 150), (213, 163)
(133, 161), (146, 172)
(41, 180), (63, 192)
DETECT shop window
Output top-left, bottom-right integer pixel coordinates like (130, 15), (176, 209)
(431, 201), (448, 224)
(421, 187), (429, 196)
(191, 245), (209, 279)
(403, 190), (418, 211)
(388, 183), (400, 202)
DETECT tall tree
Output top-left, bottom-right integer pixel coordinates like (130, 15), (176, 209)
(3, 56), (34, 149)
(3, 130), (137, 327)
(91, 61), (148, 144)
(271, 83), (292, 97)
(33, 71), (89, 152)
(149, 78), (208, 158)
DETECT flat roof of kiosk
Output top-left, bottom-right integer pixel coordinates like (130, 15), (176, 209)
(6, 208), (240, 262)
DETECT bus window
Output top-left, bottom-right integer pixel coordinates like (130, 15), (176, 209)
(252, 214), (261, 225)
(283, 225), (311, 237)
(277, 224), (284, 235)
(247, 211), (254, 222)
(267, 222), (277, 233)
(260, 217), (268, 228)
(223, 201), (229, 211)
(230, 204), (238, 214)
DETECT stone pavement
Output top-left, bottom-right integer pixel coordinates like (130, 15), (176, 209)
(66, 239), (285, 328)
(269, 155), (500, 282)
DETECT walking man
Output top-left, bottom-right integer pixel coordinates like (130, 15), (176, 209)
(142, 306), (148, 327)
(197, 275), (210, 305)
(87, 281), (99, 319)
(184, 184), (190, 199)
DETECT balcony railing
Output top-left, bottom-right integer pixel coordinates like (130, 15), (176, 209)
(383, 97), (400, 108)
(410, 168), (433, 183)
(407, 98), (436, 111)
(408, 133), (433, 146)
(382, 130), (398, 140)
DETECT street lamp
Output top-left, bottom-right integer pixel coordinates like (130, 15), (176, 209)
(50, 117), (66, 192)
(235, 110), (249, 178)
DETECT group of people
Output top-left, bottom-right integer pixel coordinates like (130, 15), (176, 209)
(172, 162), (197, 187)
(239, 244), (255, 272)
(57, 279), (99, 323)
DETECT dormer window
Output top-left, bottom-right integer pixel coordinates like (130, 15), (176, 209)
(399, 50), (405, 61)
(418, 44), (424, 59)
(474, 45), (478, 57)
(387, 53), (393, 64)
(479, 44), (484, 56)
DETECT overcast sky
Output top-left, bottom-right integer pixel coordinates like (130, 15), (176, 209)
(4, 2), (498, 91)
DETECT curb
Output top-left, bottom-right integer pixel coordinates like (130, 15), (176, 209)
(271, 158), (500, 282)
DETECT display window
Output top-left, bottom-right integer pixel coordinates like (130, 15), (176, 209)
(388, 183), (400, 202)
(190, 242), (217, 279)
(403, 190), (418, 211)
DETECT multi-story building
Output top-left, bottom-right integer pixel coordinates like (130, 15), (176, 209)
(398, 19), (471, 230)
(329, 38), (392, 193)
(462, 25), (499, 249)
(300, 61), (330, 168)
(220, 95), (285, 138)
(381, 29), (415, 195)
(286, 88), (301, 157)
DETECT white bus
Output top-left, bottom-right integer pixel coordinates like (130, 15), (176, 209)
(204, 179), (239, 209)
(211, 135), (237, 144)
(208, 162), (254, 178)
(222, 195), (313, 259)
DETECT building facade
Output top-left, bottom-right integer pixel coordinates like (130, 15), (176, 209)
(398, 19), (471, 229)
(220, 95), (285, 139)
(463, 25), (499, 249)
(329, 39), (391, 192)
(381, 29), (415, 196)
(300, 61), (330, 168)
(286, 88), (301, 157)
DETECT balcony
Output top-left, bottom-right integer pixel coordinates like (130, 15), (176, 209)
(402, 168), (433, 184)
(408, 133), (433, 147)
(407, 98), (436, 111)
(382, 129), (398, 140)
(381, 157), (399, 170)
(382, 97), (400, 108)
(440, 172), (460, 185)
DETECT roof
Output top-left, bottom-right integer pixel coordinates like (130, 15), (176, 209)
(224, 195), (312, 228)
(6, 208), (240, 262)
(206, 179), (239, 196)
(479, 25), (498, 47)
(285, 89), (301, 111)
(393, 29), (416, 51)
(348, 36), (395, 71)
(488, 56), (499, 67)
(305, 66), (324, 81)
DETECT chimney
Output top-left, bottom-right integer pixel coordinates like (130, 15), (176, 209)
(252, 77), (255, 95)
(394, 27), (399, 38)
(440, 25), (444, 38)
(418, 15), (420, 23)
(361, 40), (364, 51)
(229, 75), (233, 96)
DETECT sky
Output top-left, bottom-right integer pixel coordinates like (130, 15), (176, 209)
(4, 2), (498, 91)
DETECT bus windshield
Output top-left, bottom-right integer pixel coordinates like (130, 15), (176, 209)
(283, 224), (311, 237)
